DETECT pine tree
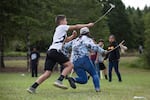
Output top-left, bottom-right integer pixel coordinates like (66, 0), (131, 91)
(103, 0), (133, 48)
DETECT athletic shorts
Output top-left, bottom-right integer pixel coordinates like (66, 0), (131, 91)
(44, 49), (69, 71)
(99, 62), (106, 70)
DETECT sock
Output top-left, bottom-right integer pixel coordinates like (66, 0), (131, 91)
(58, 75), (65, 81)
(31, 82), (39, 89)
(105, 75), (108, 80)
(65, 75), (68, 79)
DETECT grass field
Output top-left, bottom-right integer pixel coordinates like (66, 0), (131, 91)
(0, 57), (150, 100)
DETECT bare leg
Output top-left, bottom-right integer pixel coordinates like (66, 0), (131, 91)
(53, 61), (74, 89)
(27, 70), (52, 93)
(36, 70), (52, 84)
(103, 69), (107, 76)
(62, 61), (73, 76)
(103, 69), (108, 80)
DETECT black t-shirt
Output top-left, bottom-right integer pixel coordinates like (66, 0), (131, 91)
(30, 51), (40, 62)
(105, 42), (120, 61)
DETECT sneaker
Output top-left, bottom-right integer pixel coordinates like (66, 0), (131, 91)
(119, 80), (122, 82)
(67, 77), (76, 89)
(27, 87), (36, 94)
(104, 75), (108, 80)
(53, 80), (68, 89)
(108, 79), (112, 82)
(95, 88), (101, 92)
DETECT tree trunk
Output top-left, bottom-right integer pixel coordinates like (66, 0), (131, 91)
(26, 31), (30, 72)
(0, 35), (5, 68)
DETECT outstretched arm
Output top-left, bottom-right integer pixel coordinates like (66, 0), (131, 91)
(85, 39), (107, 54)
(68, 23), (94, 31)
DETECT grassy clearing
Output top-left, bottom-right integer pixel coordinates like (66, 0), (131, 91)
(0, 70), (150, 100)
(4, 56), (138, 68)
(1, 57), (150, 100)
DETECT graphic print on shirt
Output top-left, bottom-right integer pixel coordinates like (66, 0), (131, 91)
(31, 53), (37, 60)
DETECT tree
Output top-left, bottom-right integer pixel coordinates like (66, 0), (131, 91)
(0, 0), (53, 68)
(126, 7), (145, 48)
(102, 0), (133, 48)
(0, 0), (21, 68)
(50, 0), (110, 41)
(143, 12), (150, 66)
(0, 0), (110, 69)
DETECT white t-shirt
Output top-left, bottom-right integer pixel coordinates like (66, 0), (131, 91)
(49, 25), (70, 50)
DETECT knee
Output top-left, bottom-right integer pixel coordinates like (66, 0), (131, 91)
(64, 61), (73, 69)
(108, 69), (112, 72)
(80, 78), (88, 84)
(92, 74), (99, 79)
(43, 71), (51, 78)
(115, 70), (119, 73)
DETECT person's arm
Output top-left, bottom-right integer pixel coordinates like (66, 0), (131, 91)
(95, 53), (99, 64)
(37, 52), (40, 65)
(104, 53), (108, 60)
(65, 31), (77, 42)
(85, 39), (107, 55)
(63, 40), (73, 50)
(114, 43), (120, 60)
(120, 44), (128, 50)
(116, 48), (120, 60)
(62, 41), (73, 56)
(68, 23), (94, 31)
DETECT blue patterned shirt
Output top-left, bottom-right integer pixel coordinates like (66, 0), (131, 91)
(63, 36), (106, 62)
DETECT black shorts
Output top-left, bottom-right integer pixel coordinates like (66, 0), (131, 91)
(99, 63), (106, 70)
(44, 49), (69, 71)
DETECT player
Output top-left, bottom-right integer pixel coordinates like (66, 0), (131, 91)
(64, 27), (107, 92)
(95, 39), (108, 80)
(27, 15), (94, 93)
(30, 47), (40, 77)
(104, 35), (122, 82)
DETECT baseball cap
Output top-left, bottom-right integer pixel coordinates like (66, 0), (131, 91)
(80, 27), (90, 35)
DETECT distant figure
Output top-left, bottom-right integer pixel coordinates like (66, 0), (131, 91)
(96, 39), (108, 80)
(138, 45), (143, 54)
(104, 35), (122, 82)
(30, 47), (40, 77)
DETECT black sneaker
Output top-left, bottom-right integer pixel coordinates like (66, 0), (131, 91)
(108, 80), (112, 82)
(88, 75), (90, 80)
(104, 75), (108, 80)
(67, 77), (76, 89)
(119, 80), (122, 82)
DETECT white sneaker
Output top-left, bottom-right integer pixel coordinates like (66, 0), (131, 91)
(53, 80), (68, 89)
(27, 87), (36, 94)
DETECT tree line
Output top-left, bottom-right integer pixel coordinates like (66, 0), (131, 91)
(0, 0), (150, 68)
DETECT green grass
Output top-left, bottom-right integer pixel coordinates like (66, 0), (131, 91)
(1, 57), (150, 100)
(4, 56), (138, 68)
